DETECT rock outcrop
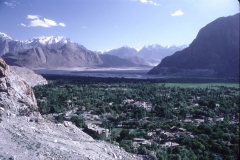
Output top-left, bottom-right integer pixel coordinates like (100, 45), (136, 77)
(148, 13), (239, 78)
(10, 66), (48, 87)
(0, 58), (37, 115)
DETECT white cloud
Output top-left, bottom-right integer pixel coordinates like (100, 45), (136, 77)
(43, 18), (58, 26)
(59, 23), (66, 27)
(171, 10), (184, 16)
(29, 19), (50, 27)
(4, 2), (16, 8)
(82, 26), (87, 29)
(22, 15), (66, 28)
(20, 23), (27, 27)
(139, 0), (159, 6)
(27, 15), (40, 19)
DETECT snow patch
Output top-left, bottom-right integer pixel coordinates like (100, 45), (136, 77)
(25, 36), (71, 45)
(0, 32), (12, 40)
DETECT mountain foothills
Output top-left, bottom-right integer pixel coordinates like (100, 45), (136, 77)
(0, 58), (144, 159)
(148, 13), (240, 78)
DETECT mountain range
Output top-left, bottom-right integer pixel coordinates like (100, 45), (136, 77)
(97, 45), (187, 66)
(0, 33), (186, 68)
(3, 42), (147, 69)
(0, 33), (73, 57)
(148, 13), (239, 78)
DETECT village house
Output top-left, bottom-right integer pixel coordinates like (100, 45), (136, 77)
(133, 138), (151, 149)
(161, 142), (179, 147)
(87, 123), (109, 136)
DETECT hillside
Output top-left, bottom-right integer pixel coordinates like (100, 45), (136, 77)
(98, 54), (138, 67)
(148, 13), (239, 78)
(2, 43), (103, 69)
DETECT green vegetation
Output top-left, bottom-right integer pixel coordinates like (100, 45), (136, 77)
(33, 75), (239, 160)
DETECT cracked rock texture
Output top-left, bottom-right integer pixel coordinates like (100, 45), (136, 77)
(10, 65), (48, 87)
(0, 58), (37, 114)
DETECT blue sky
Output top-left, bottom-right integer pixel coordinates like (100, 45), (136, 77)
(0, 0), (239, 50)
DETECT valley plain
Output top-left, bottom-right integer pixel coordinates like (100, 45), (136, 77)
(33, 75), (239, 160)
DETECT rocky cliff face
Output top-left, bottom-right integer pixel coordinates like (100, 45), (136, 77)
(10, 66), (48, 87)
(0, 58), (37, 115)
(148, 13), (239, 78)
(3, 43), (103, 69)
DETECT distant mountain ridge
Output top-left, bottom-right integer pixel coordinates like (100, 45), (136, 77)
(100, 45), (187, 66)
(2, 43), (144, 69)
(148, 13), (239, 78)
(0, 32), (186, 67)
(139, 44), (187, 60)
(24, 36), (71, 49)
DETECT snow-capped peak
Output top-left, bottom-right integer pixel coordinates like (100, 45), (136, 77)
(143, 44), (162, 50)
(0, 32), (12, 40)
(95, 49), (111, 54)
(120, 45), (143, 52)
(133, 47), (142, 52)
(25, 36), (71, 45)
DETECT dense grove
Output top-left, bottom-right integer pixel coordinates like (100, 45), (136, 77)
(33, 76), (239, 160)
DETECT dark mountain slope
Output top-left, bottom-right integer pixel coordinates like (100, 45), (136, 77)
(98, 54), (138, 67)
(148, 13), (239, 78)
